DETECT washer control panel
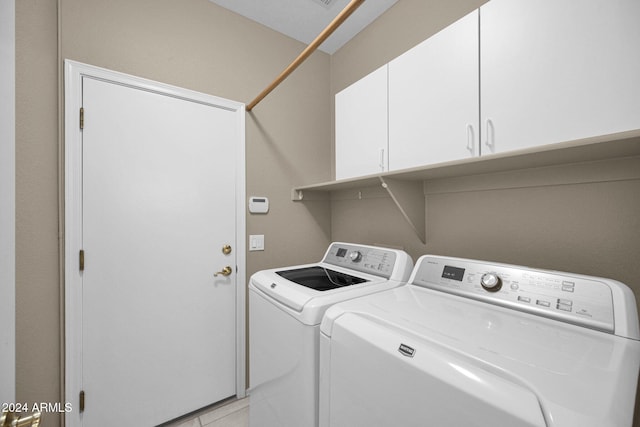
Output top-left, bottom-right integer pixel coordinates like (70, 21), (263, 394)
(323, 243), (398, 279)
(411, 256), (616, 333)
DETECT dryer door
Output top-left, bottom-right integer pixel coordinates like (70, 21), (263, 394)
(321, 312), (547, 427)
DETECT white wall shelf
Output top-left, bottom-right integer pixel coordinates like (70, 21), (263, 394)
(292, 129), (640, 243)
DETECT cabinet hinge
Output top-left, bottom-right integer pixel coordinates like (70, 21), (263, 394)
(80, 107), (84, 130)
(79, 250), (85, 272)
(79, 390), (85, 413)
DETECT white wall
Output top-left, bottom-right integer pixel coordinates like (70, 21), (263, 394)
(1, 0), (16, 406)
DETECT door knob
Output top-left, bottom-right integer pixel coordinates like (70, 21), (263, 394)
(214, 266), (233, 277)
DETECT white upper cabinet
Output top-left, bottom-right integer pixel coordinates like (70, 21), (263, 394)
(480, 0), (640, 155)
(334, 0), (640, 182)
(388, 10), (480, 171)
(335, 65), (388, 180)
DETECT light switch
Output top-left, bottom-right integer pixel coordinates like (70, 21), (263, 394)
(249, 234), (265, 251)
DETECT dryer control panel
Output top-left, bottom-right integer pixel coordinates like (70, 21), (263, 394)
(410, 256), (628, 335)
(323, 243), (400, 280)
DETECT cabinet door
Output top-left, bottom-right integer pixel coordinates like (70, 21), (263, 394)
(335, 65), (388, 180)
(388, 10), (479, 171)
(481, 0), (640, 154)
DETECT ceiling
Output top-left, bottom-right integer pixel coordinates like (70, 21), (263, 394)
(209, 0), (398, 54)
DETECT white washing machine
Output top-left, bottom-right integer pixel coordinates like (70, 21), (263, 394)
(319, 255), (640, 427)
(249, 242), (413, 427)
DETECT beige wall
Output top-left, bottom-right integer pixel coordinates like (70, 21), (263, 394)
(15, 0), (60, 422)
(16, 0), (330, 425)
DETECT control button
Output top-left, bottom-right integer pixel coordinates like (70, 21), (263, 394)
(510, 283), (520, 290)
(517, 296), (531, 303)
(557, 298), (573, 306)
(557, 304), (572, 312)
(349, 251), (363, 262)
(481, 273), (502, 292)
(536, 300), (551, 307)
(561, 285), (575, 293)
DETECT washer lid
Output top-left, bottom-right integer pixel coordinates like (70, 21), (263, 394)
(321, 286), (640, 426)
(325, 310), (547, 427)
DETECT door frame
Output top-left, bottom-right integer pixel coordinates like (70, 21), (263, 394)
(64, 60), (246, 425)
(0, 0), (15, 407)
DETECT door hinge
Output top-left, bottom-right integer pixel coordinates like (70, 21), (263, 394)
(79, 390), (85, 413)
(79, 249), (85, 272)
(80, 107), (84, 130)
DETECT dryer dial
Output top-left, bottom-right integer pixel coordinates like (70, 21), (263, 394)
(481, 273), (502, 292)
(349, 251), (363, 262)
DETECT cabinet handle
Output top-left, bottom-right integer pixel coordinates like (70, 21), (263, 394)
(379, 148), (385, 171)
(466, 124), (475, 155)
(484, 119), (495, 152)
(485, 119), (495, 150)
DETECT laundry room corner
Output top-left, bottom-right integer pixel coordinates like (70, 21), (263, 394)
(327, 1), (640, 425)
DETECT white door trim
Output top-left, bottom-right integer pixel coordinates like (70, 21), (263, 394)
(64, 60), (246, 424)
(0, 0), (15, 406)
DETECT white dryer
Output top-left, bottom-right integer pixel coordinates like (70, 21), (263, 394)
(249, 242), (413, 427)
(319, 255), (640, 427)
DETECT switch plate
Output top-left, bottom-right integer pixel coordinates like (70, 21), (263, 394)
(249, 234), (265, 251)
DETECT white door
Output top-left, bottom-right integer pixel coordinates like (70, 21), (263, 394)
(480, 0), (640, 154)
(388, 10), (479, 170)
(335, 65), (388, 180)
(66, 64), (245, 427)
(0, 0), (15, 409)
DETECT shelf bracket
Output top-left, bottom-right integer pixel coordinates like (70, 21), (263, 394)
(379, 176), (426, 243)
(291, 188), (329, 202)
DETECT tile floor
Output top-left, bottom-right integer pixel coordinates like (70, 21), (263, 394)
(163, 397), (248, 427)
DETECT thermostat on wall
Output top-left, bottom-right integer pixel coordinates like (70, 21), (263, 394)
(249, 196), (269, 214)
